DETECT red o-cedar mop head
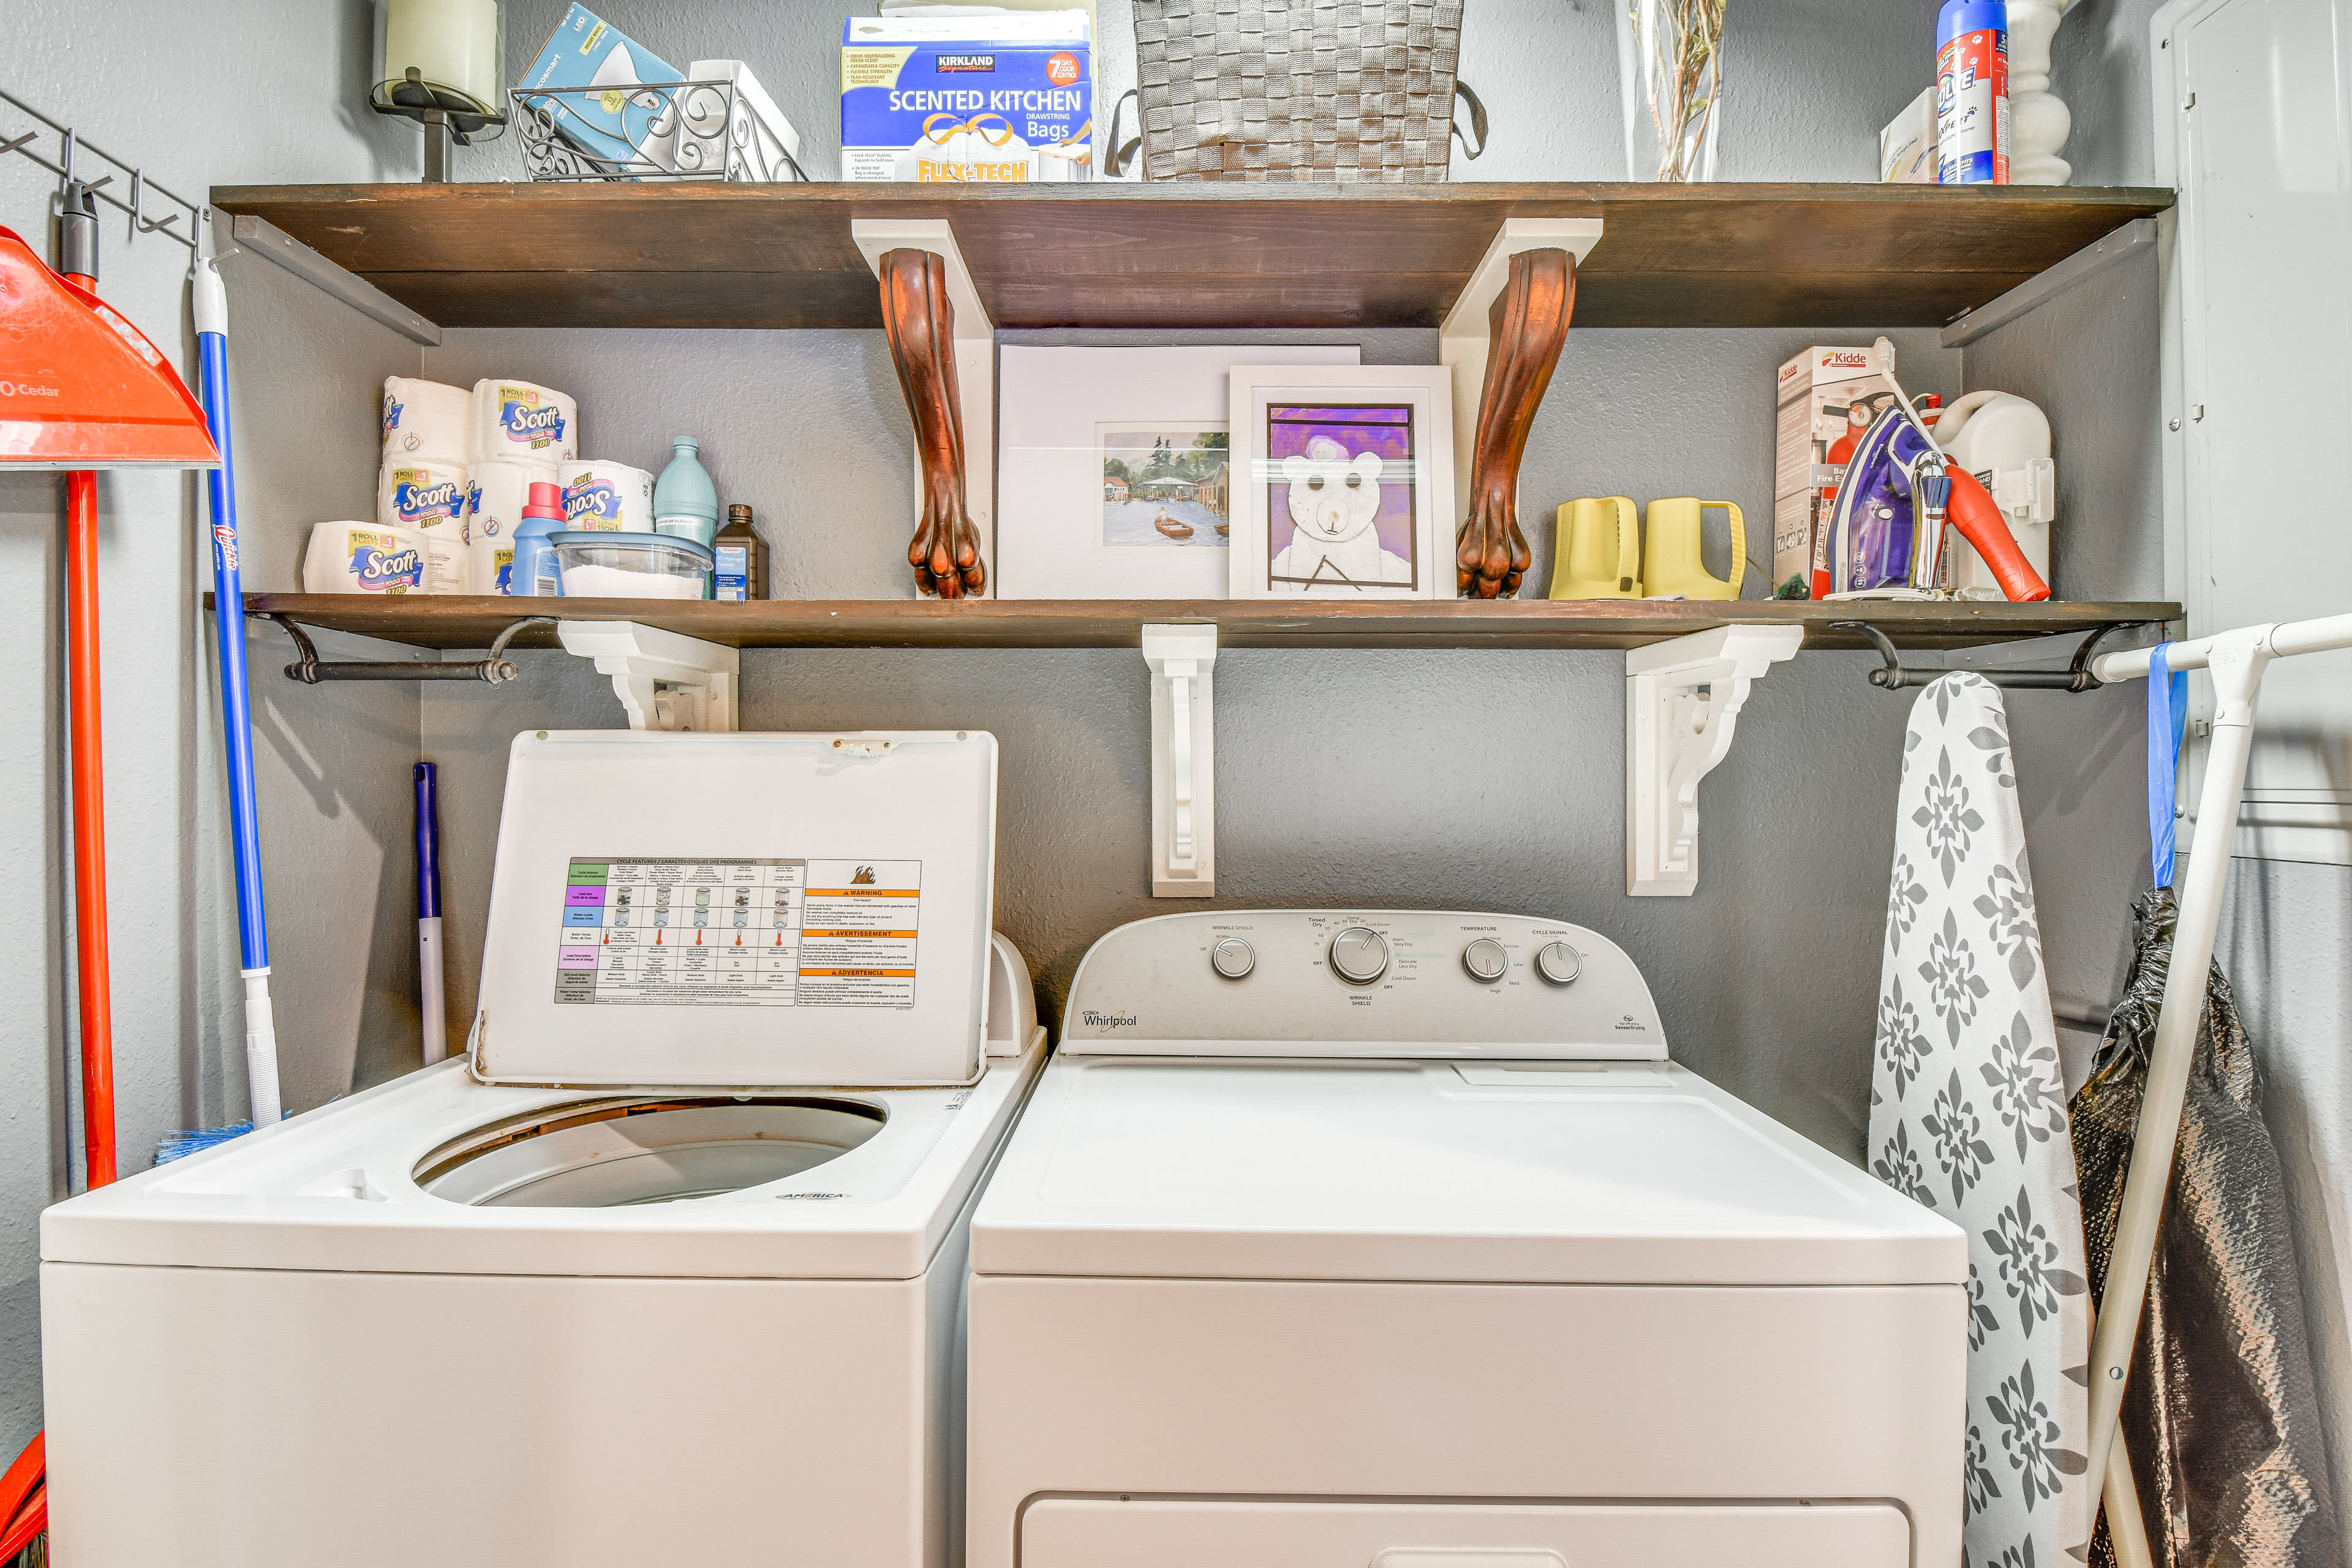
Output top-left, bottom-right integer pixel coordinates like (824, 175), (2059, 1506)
(0, 223), (219, 470)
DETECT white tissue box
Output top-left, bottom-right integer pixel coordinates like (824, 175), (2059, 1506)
(680, 59), (811, 181)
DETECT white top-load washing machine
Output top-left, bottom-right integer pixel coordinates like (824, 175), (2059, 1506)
(967, 910), (1968, 1568)
(42, 729), (1046, 1568)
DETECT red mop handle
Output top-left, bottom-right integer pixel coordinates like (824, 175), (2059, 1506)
(65, 468), (117, 1186)
(1947, 468), (2050, 602)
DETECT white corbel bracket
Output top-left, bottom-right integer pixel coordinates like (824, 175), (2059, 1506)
(1142, 622), (1218, 898)
(851, 217), (997, 597)
(556, 620), (740, 733)
(1626, 625), (1803, 897)
(1438, 217), (1606, 501)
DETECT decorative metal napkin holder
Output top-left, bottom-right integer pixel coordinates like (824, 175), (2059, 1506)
(510, 81), (808, 184)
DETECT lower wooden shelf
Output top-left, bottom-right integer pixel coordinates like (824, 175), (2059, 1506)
(232, 595), (2178, 654)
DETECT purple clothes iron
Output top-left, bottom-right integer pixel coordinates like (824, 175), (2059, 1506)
(1826, 404), (1940, 594)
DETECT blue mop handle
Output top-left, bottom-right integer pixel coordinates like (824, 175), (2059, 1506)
(414, 763), (442, 919)
(197, 327), (268, 974)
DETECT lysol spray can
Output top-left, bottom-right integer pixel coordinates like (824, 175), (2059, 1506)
(1936, 0), (2009, 184)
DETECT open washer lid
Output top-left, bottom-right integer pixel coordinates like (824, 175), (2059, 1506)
(470, 729), (996, 1089)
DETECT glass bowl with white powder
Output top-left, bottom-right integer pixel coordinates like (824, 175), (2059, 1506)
(551, 532), (714, 600)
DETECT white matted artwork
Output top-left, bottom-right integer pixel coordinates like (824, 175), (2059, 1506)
(995, 345), (1360, 599)
(1227, 364), (1453, 599)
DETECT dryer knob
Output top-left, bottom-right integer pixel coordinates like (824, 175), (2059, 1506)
(1209, 937), (1255, 980)
(1327, 926), (1390, 985)
(1534, 941), (1583, 986)
(1461, 937), (1509, 983)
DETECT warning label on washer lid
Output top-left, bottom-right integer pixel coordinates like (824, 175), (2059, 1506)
(552, 858), (920, 1008)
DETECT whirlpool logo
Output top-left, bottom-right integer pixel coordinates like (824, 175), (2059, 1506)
(1081, 1011), (1139, 1030)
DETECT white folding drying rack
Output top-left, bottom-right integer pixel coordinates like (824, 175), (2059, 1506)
(2082, 608), (2352, 1559)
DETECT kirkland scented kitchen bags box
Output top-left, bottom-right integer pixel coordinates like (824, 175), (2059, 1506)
(840, 12), (1091, 183)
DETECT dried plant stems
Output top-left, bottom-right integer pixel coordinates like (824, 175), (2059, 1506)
(1632, 0), (1728, 181)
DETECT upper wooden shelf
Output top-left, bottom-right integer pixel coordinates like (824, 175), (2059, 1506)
(210, 181), (2173, 333)
(237, 594), (2177, 654)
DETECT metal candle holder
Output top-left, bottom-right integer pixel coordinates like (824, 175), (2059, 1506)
(371, 66), (508, 184)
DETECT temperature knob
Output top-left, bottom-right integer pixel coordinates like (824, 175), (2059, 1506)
(1461, 938), (1509, 983)
(1210, 937), (1255, 980)
(1534, 941), (1582, 986)
(1328, 926), (1390, 985)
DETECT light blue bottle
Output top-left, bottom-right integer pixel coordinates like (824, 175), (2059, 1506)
(654, 436), (720, 549)
(511, 480), (568, 597)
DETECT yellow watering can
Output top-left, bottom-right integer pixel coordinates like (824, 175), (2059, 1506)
(1642, 497), (1746, 600)
(1547, 496), (1644, 599)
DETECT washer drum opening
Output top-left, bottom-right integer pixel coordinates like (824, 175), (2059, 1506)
(415, 1096), (888, 1207)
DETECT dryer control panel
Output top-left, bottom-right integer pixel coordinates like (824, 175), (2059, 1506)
(1060, 911), (1666, 1060)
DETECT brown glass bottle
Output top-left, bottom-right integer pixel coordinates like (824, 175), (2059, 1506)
(713, 504), (769, 601)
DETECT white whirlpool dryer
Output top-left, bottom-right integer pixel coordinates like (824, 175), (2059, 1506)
(968, 911), (1967, 1568)
(42, 730), (1046, 1568)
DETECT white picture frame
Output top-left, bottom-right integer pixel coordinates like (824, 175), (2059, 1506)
(1226, 364), (1455, 600)
(994, 345), (1360, 600)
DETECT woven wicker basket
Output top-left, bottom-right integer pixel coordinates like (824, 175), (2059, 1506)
(1128, 0), (1471, 181)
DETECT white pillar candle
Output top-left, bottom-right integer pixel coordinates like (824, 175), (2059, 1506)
(383, 0), (501, 110)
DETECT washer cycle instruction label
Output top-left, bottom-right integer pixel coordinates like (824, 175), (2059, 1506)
(554, 858), (921, 1007)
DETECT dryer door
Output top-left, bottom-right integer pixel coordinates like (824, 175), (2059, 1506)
(1022, 1499), (1909, 1568)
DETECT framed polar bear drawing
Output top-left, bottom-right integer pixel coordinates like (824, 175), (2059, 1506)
(1226, 365), (1454, 599)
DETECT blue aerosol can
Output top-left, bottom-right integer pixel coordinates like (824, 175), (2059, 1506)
(1937, 0), (2010, 184)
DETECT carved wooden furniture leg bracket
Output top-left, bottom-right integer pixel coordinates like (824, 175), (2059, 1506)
(878, 247), (987, 599)
(1456, 247), (1575, 598)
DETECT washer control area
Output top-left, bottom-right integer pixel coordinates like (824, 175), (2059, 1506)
(1066, 910), (1667, 1058)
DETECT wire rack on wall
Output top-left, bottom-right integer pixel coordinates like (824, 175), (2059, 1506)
(510, 81), (808, 184)
(0, 85), (202, 251)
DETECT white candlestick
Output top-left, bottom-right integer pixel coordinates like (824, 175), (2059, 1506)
(384, 0), (501, 111)
(2008, 0), (2075, 186)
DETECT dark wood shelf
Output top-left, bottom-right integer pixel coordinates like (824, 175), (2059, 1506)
(235, 594), (2177, 654)
(211, 181), (2173, 332)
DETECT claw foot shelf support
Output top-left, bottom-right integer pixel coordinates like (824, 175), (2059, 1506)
(1626, 625), (1802, 896)
(1441, 219), (1604, 598)
(855, 219), (994, 599)
(1143, 622), (1218, 898)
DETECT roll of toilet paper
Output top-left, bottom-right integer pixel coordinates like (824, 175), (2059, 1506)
(379, 461), (470, 533)
(472, 379), (578, 466)
(460, 461), (556, 595)
(303, 521), (427, 595)
(560, 459), (654, 533)
(381, 377), (471, 466)
(469, 533), (518, 596)
(419, 523), (469, 595)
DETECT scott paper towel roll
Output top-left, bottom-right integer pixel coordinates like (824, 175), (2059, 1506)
(472, 379), (578, 466)
(303, 521), (427, 594)
(461, 461), (556, 595)
(379, 461), (469, 532)
(382, 377), (470, 465)
(420, 524), (469, 595)
(560, 459), (654, 533)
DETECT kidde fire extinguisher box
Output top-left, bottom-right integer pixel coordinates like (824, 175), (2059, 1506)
(840, 12), (1092, 183)
(1774, 345), (1896, 592)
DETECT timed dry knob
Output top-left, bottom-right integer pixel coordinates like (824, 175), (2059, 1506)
(1210, 937), (1255, 980)
(1461, 937), (1509, 983)
(1328, 926), (1390, 985)
(1534, 941), (1582, 986)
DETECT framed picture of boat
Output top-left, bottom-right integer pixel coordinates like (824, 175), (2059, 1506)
(1098, 428), (1232, 551)
(994, 344), (1360, 600)
(1226, 364), (1454, 600)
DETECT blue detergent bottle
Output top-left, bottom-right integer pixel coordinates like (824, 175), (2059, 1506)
(1937, 0), (2010, 184)
(654, 436), (720, 549)
(510, 480), (568, 597)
